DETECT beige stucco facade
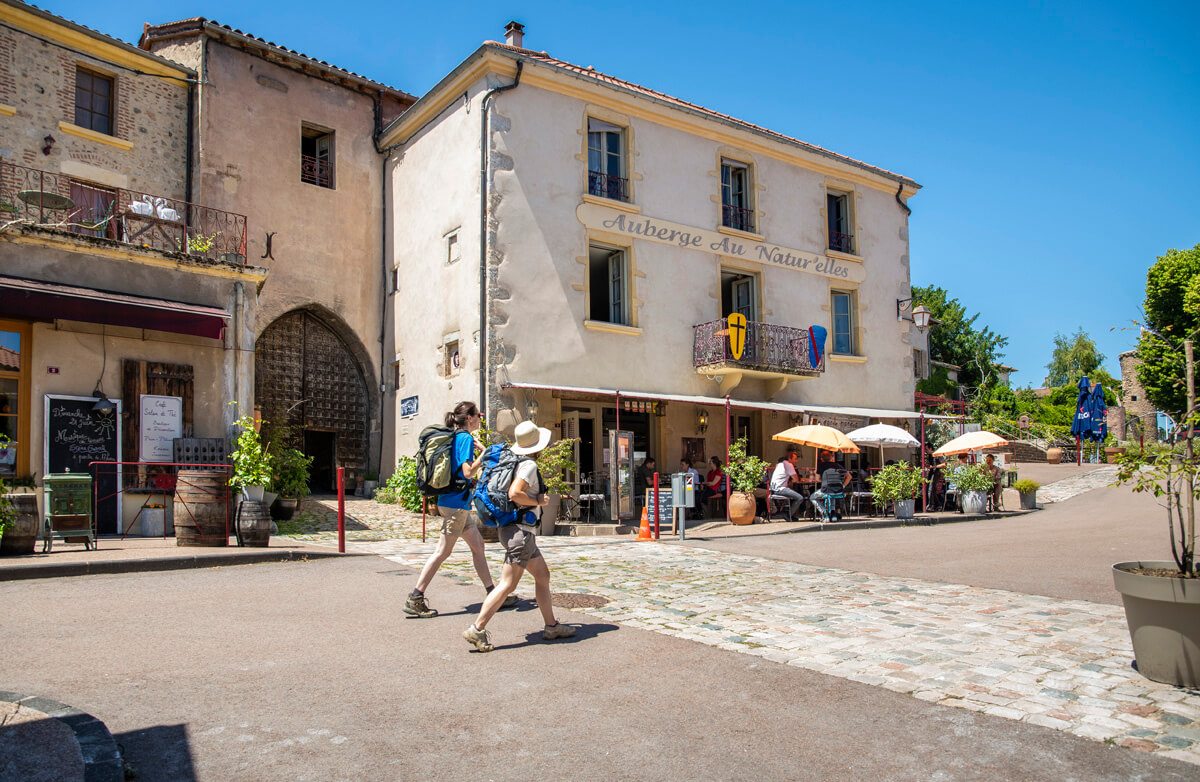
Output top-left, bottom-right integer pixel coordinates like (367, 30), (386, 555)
(382, 46), (923, 487)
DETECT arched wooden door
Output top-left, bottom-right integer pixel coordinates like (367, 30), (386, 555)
(255, 310), (368, 491)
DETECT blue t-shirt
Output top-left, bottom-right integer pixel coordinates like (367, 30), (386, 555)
(437, 431), (477, 510)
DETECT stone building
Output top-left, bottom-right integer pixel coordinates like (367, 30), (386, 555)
(379, 24), (924, 520)
(0, 0), (263, 531)
(1119, 349), (1157, 441)
(140, 18), (414, 488)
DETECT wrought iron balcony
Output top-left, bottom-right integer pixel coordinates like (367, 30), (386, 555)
(587, 170), (629, 202)
(301, 154), (333, 188)
(721, 203), (755, 233)
(829, 230), (855, 254)
(0, 161), (248, 264)
(693, 319), (824, 377)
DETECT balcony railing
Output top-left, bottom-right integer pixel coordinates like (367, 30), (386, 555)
(721, 203), (755, 233)
(0, 161), (248, 264)
(587, 170), (629, 202)
(301, 154), (333, 188)
(829, 230), (855, 254)
(694, 319), (825, 376)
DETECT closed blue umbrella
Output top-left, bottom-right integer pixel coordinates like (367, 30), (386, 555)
(1088, 382), (1107, 442)
(1070, 376), (1092, 439)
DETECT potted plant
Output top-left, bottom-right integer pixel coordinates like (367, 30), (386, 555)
(229, 414), (272, 502)
(535, 437), (579, 535)
(1013, 478), (1040, 510)
(1112, 384), (1199, 687)
(362, 471), (379, 498)
(871, 462), (925, 520)
(0, 445), (38, 555)
(954, 463), (995, 514)
(725, 437), (770, 525)
(272, 446), (312, 521)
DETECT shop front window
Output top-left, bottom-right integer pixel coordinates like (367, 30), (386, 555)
(0, 323), (29, 478)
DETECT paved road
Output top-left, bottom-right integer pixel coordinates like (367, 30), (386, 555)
(2, 556), (1193, 781)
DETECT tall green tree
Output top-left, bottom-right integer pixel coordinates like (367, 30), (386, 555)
(1136, 243), (1200, 417)
(911, 285), (1008, 391)
(1046, 329), (1105, 387)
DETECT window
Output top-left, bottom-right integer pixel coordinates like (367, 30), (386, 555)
(75, 67), (113, 135)
(0, 320), (30, 478)
(827, 191), (854, 254)
(720, 159), (754, 232)
(390, 267), (399, 293)
(301, 125), (335, 188)
(913, 348), (927, 379)
(443, 340), (460, 376)
(588, 244), (629, 325)
(831, 290), (856, 355)
(720, 270), (757, 320)
(446, 231), (460, 264)
(587, 118), (628, 201)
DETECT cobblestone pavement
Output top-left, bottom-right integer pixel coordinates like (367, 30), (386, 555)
(283, 496), (1200, 766)
(1038, 466), (1121, 504)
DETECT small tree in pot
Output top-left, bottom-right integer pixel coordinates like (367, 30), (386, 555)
(871, 462), (925, 519)
(272, 446), (313, 521)
(1013, 478), (1040, 510)
(229, 414), (273, 502)
(953, 463), (995, 514)
(725, 437), (770, 525)
(535, 437), (579, 534)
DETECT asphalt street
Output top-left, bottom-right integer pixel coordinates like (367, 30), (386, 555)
(1, 554), (1194, 781)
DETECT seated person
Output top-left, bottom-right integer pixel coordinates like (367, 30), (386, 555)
(698, 456), (725, 506)
(634, 456), (656, 509)
(769, 451), (805, 521)
(810, 450), (851, 521)
(984, 453), (1002, 511)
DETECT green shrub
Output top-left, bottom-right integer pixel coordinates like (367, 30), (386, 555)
(229, 414), (273, 490)
(1013, 478), (1040, 494)
(274, 447), (313, 499)
(726, 437), (770, 493)
(871, 462), (925, 503)
(954, 463), (996, 492)
(375, 456), (421, 511)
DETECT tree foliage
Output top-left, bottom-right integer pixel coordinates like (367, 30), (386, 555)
(1046, 329), (1106, 387)
(911, 285), (1008, 391)
(1136, 243), (1200, 417)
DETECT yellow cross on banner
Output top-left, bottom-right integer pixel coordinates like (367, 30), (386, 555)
(727, 313), (747, 360)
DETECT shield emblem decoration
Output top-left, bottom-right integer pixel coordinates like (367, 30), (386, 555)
(727, 313), (747, 360)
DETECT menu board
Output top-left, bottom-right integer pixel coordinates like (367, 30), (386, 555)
(139, 395), (182, 463)
(44, 394), (122, 534)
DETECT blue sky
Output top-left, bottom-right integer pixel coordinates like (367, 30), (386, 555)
(41, 0), (1200, 385)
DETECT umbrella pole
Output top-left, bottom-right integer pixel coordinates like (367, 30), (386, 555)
(1076, 434), (1081, 466)
(920, 413), (927, 511)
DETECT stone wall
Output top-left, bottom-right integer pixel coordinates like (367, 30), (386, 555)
(1120, 350), (1158, 439)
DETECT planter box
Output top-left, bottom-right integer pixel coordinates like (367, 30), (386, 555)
(961, 490), (988, 514)
(1019, 491), (1037, 510)
(894, 499), (915, 520)
(1112, 561), (1200, 688)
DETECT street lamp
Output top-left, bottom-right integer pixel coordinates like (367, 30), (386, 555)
(897, 298), (932, 329)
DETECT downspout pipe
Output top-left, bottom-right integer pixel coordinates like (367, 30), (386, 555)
(478, 60), (523, 417)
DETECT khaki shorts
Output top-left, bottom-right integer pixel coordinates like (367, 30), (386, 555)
(436, 504), (479, 537)
(498, 522), (541, 567)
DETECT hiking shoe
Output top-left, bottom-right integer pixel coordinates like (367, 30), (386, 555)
(501, 593), (519, 609)
(463, 625), (494, 652)
(403, 593), (438, 618)
(542, 623), (577, 641)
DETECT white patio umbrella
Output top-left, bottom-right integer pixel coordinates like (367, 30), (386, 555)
(846, 423), (920, 468)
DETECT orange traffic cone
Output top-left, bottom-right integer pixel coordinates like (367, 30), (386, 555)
(636, 506), (654, 541)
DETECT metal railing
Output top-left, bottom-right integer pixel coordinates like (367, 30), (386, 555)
(721, 203), (755, 233)
(693, 319), (824, 375)
(301, 154), (333, 188)
(829, 230), (854, 254)
(587, 170), (629, 202)
(0, 160), (248, 264)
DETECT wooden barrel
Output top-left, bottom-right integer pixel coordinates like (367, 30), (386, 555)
(237, 500), (271, 547)
(0, 494), (40, 555)
(174, 469), (230, 547)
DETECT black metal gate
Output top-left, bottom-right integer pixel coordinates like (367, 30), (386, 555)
(255, 310), (368, 490)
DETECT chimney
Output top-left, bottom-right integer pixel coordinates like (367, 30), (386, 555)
(504, 21), (525, 49)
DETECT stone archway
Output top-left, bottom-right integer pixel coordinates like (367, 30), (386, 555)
(255, 308), (373, 491)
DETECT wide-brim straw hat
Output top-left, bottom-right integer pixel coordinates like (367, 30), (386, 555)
(511, 420), (552, 455)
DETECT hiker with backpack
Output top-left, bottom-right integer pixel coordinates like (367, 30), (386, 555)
(404, 401), (516, 619)
(463, 420), (576, 652)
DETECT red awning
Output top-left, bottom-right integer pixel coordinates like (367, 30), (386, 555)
(0, 275), (229, 339)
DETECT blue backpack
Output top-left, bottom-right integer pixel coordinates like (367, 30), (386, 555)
(471, 444), (538, 527)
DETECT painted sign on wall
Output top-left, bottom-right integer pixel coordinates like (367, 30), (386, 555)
(139, 394), (182, 463)
(577, 202), (865, 283)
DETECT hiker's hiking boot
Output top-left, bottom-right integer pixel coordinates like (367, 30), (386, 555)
(403, 593), (437, 618)
(463, 625), (494, 652)
(542, 622), (577, 641)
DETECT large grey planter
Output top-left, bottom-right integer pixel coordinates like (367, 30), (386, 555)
(1112, 561), (1200, 688)
(1019, 491), (1037, 510)
(961, 490), (987, 514)
(894, 499), (915, 520)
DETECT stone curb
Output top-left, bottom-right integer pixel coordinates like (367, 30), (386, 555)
(0, 691), (121, 782)
(0, 549), (358, 582)
(685, 509), (1036, 539)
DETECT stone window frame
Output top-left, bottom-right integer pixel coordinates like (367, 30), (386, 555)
(576, 235), (643, 336)
(73, 64), (116, 136)
(823, 178), (864, 262)
(577, 105), (641, 212)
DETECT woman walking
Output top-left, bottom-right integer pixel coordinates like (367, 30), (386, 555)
(463, 421), (576, 652)
(404, 401), (516, 618)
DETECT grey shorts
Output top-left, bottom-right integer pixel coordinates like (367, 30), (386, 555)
(498, 522), (541, 567)
(436, 505), (479, 537)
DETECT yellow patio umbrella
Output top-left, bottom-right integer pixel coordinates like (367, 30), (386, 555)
(933, 430), (1008, 457)
(772, 424), (860, 454)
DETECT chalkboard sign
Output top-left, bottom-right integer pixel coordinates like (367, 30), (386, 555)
(644, 488), (675, 529)
(44, 395), (122, 534)
(140, 395), (182, 463)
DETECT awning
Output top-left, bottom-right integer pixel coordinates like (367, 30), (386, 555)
(0, 275), (229, 339)
(503, 381), (961, 421)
